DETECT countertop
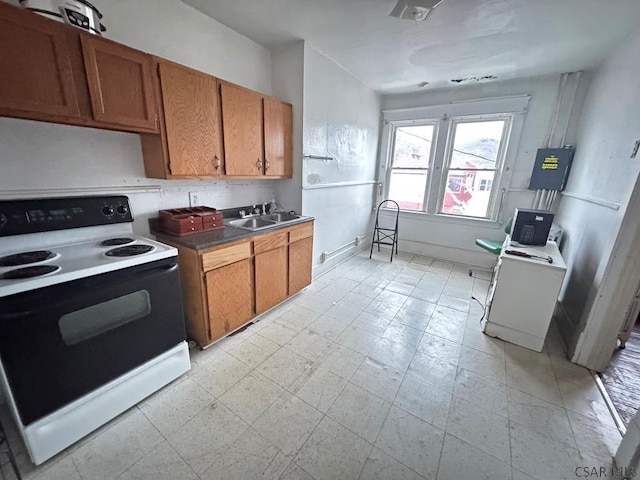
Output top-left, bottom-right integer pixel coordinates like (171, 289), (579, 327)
(150, 215), (314, 251)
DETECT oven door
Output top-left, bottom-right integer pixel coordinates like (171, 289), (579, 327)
(0, 257), (186, 426)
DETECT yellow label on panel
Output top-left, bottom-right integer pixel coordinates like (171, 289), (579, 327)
(542, 156), (559, 170)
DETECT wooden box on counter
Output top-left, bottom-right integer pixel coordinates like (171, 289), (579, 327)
(159, 206), (223, 235)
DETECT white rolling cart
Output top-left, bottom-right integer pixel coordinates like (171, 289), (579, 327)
(482, 236), (567, 352)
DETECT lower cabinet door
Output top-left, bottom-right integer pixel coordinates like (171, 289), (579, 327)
(255, 246), (288, 314)
(206, 258), (253, 341)
(289, 237), (313, 295)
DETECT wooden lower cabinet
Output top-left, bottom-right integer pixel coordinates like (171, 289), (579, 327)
(170, 221), (314, 348)
(206, 258), (253, 341)
(289, 236), (313, 295)
(255, 246), (288, 314)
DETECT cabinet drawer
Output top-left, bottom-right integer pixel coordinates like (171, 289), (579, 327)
(254, 231), (288, 255)
(289, 223), (313, 243)
(202, 241), (251, 271)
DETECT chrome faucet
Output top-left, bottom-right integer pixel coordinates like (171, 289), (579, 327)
(262, 203), (267, 215)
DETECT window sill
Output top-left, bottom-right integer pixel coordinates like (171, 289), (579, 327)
(377, 208), (506, 229)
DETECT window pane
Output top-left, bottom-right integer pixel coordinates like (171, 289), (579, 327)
(442, 171), (496, 217)
(389, 170), (428, 211)
(393, 125), (434, 168)
(450, 121), (505, 169)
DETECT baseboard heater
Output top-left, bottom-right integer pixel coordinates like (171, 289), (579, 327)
(321, 236), (367, 263)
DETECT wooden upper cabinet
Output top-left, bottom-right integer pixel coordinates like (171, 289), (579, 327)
(264, 98), (293, 178)
(157, 61), (223, 177)
(220, 83), (264, 177)
(81, 36), (158, 132)
(0, 4), (79, 120)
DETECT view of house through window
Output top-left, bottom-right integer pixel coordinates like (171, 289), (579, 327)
(388, 125), (435, 210)
(441, 120), (506, 217)
(385, 115), (511, 219)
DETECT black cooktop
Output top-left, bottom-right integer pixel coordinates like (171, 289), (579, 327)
(0, 250), (57, 267)
(105, 245), (154, 257)
(1, 265), (61, 279)
(101, 237), (135, 246)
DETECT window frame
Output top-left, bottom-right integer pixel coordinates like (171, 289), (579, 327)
(379, 96), (530, 224)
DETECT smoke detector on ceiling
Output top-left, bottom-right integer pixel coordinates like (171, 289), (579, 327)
(389, 0), (444, 21)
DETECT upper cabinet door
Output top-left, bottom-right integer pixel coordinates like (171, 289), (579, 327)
(263, 98), (293, 178)
(158, 61), (223, 177)
(220, 83), (264, 177)
(81, 36), (158, 132)
(0, 6), (79, 119)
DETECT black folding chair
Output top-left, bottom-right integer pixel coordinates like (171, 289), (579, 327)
(370, 200), (400, 262)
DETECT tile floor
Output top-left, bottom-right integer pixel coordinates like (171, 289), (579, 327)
(1, 250), (623, 480)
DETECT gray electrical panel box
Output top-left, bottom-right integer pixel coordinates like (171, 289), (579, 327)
(528, 147), (575, 191)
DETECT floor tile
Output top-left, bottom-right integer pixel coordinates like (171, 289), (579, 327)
(294, 416), (372, 480)
(351, 311), (393, 335)
(393, 307), (431, 331)
(360, 447), (424, 480)
(167, 402), (247, 475)
(511, 469), (537, 480)
(437, 294), (470, 313)
(201, 428), (289, 480)
(550, 355), (592, 385)
(227, 335), (276, 367)
(31, 457), (81, 480)
(375, 406), (444, 479)
(316, 343), (365, 379)
(401, 297), (437, 317)
(335, 325), (379, 355)
(327, 383), (391, 443)
(507, 388), (576, 447)
(507, 363), (563, 406)
(424, 316), (465, 343)
(368, 337), (416, 371)
(256, 347), (312, 388)
(421, 271), (449, 285)
(280, 462), (314, 480)
(410, 283), (444, 302)
(453, 368), (508, 415)
(365, 299), (402, 319)
(558, 379), (616, 427)
(286, 328), (332, 361)
(317, 284), (350, 302)
(351, 357), (405, 402)
(309, 314), (351, 340)
(462, 327), (506, 359)
(253, 391), (323, 456)
(254, 319), (301, 347)
(417, 333), (462, 366)
(139, 377), (214, 437)
(219, 372), (284, 424)
(279, 305), (321, 329)
(119, 441), (198, 480)
(382, 321), (423, 349)
(291, 366), (348, 413)
(190, 348), (252, 397)
(339, 291), (375, 310)
(394, 374), (451, 429)
(324, 303), (363, 323)
(442, 284), (472, 299)
(446, 396), (510, 463)
(395, 273), (422, 286)
(505, 343), (555, 378)
(566, 410), (621, 464)
(510, 422), (582, 480)
(71, 409), (164, 479)
(407, 351), (457, 393)
(459, 346), (506, 383)
(430, 305), (468, 327)
(436, 434), (511, 480)
(376, 290), (409, 307)
(386, 281), (415, 296)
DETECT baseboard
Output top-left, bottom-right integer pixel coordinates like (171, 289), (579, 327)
(396, 239), (497, 269)
(312, 242), (369, 278)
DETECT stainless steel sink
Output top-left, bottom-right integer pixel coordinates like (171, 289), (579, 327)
(263, 212), (300, 222)
(227, 217), (277, 231)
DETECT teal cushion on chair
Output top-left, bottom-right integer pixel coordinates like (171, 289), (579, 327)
(475, 238), (503, 256)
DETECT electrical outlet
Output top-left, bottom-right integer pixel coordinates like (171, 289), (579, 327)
(189, 192), (200, 207)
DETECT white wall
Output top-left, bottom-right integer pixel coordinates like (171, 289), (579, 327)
(301, 45), (381, 275)
(271, 41), (305, 214)
(0, 0), (276, 234)
(379, 74), (589, 267)
(554, 26), (640, 366)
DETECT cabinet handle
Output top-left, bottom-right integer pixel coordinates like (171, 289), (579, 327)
(214, 155), (220, 170)
(256, 158), (263, 171)
(265, 159), (270, 172)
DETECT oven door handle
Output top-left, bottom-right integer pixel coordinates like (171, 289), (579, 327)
(0, 262), (179, 320)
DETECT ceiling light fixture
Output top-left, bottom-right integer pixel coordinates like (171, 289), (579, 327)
(389, 0), (444, 21)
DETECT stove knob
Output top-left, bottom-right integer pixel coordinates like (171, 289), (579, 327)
(102, 206), (114, 217)
(116, 205), (129, 215)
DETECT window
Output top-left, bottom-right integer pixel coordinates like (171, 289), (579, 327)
(382, 100), (522, 221)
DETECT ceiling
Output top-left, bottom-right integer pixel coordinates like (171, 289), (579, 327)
(182, 0), (640, 94)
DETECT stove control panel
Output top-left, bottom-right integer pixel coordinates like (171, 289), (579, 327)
(0, 196), (134, 237)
